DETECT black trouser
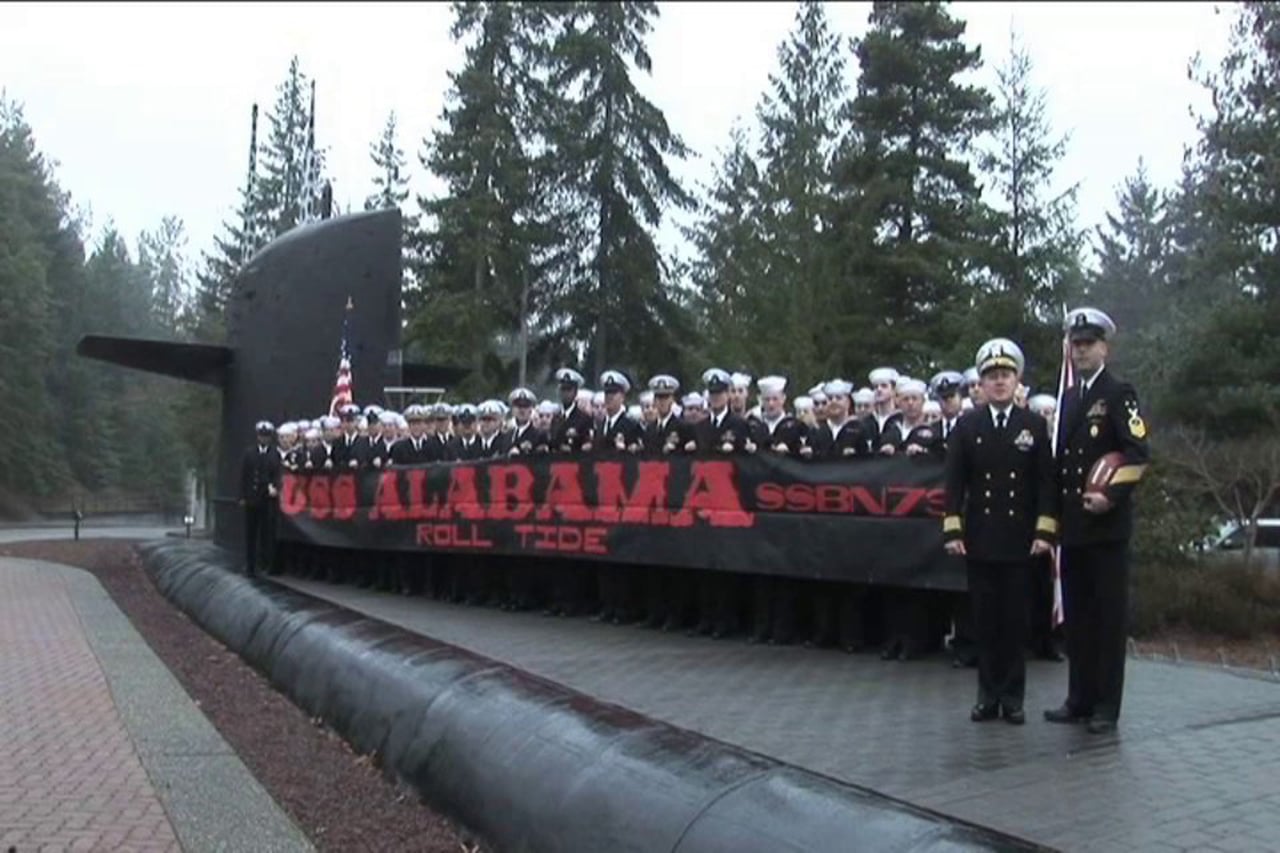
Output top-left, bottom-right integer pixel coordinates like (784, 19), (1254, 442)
(810, 581), (864, 649)
(752, 576), (799, 643)
(1062, 542), (1130, 721)
(243, 504), (273, 577)
(967, 559), (1028, 709)
(1027, 552), (1058, 654)
(949, 593), (978, 665)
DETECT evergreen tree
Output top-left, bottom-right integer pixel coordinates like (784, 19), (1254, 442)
(366, 111), (411, 214)
(543, 1), (693, 380)
(975, 32), (1082, 388)
(414, 2), (553, 394)
(137, 215), (189, 332)
(831, 0), (994, 372)
(751, 0), (847, 381)
(1088, 160), (1169, 340)
(257, 57), (324, 237)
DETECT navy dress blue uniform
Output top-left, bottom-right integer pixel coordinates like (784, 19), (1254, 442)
(944, 399), (1057, 719)
(240, 424), (283, 578)
(1048, 312), (1150, 730)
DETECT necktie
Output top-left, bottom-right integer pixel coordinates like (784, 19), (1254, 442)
(997, 411), (1007, 432)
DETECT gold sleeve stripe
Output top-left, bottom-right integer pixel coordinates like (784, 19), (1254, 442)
(1111, 464), (1148, 485)
(1036, 516), (1059, 534)
(943, 516), (963, 533)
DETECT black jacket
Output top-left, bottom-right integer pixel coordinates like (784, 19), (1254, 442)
(809, 418), (871, 460)
(333, 432), (370, 469)
(240, 445), (282, 507)
(551, 404), (596, 453)
(695, 409), (751, 454)
(594, 411), (645, 454)
(391, 435), (439, 466)
(645, 414), (692, 454)
(863, 411), (901, 448)
(943, 405), (1057, 562)
(749, 414), (807, 456)
(1052, 367), (1151, 546)
(879, 419), (943, 457)
(504, 422), (549, 456)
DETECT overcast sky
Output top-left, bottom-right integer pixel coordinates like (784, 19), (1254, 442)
(1, 1), (1233, 274)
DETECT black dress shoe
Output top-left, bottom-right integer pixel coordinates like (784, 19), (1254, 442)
(1086, 718), (1117, 735)
(1002, 706), (1026, 725)
(971, 704), (999, 722)
(1044, 704), (1090, 724)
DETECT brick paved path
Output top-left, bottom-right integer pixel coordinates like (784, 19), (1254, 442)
(282, 577), (1280, 853)
(0, 563), (180, 851)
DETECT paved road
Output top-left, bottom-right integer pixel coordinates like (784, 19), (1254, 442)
(280, 576), (1280, 853)
(0, 557), (310, 852)
(0, 525), (182, 544)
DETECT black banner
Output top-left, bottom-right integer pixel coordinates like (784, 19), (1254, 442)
(277, 454), (964, 591)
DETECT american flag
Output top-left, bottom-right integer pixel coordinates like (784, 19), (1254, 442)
(1049, 308), (1076, 627)
(328, 297), (354, 415)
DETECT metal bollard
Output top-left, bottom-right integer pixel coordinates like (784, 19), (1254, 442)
(73, 509), (83, 541)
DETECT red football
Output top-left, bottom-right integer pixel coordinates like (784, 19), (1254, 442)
(1085, 451), (1126, 494)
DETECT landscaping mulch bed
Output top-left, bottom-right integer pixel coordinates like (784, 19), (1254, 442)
(0, 539), (482, 853)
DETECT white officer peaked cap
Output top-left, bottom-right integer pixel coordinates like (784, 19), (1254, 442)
(432, 402), (454, 418)
(321, 415), (341, 430)
(897, 378), (928, 398)
(455, 403), (478, 419)
(508, 387), (536, 405)
(536, 399), (560, 415)
(600, 370), (631, 393)
(682, 391), (706, 408)
(404, 405), (425, 420)
(277, 422), (297, 435)
(627, 404), (642, 421)
(395, 414), (408, 429)
(930, 371), (966, 395)
(1028, 393), (1058, 413)
(304, 428), (321, 440)
(478, 400), (504, 417)
(975, 337), (1026, 376)
(794, 395), (815, 412)
(923, 400), (942, 415)
(869, 367), (900, 385)
(730, 371), (752, 390)
(378, 411), (398, 426)
(702, 368), (732, 391)
(852, 387), (875, 405)
(556, 367), (585, 387)
(591, 390), (606, 407)
(648, 374), (680, 394)
(963, 367), (980, 385)
(576, 388), (594, 406)
(256, 420), (275, 433)
(639, 390), (655, 406)
(823, 378), (854, 398)
(1065, 306), (1117, 340)
(338, 404), (360, 417)
(757, 375), (787, 396)
(363, 404), (383, 417)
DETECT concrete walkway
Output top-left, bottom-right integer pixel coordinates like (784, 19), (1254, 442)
(0, 556), (311, 852)
(280, 576), (1280, 853)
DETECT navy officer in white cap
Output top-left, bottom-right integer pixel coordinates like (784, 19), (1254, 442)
(1044, 307), (1150, 735)
(240, 420), (283, 578)
(943, 338), (1057, 724)
(696, 368), (750, 454)
(595, 370), (645, 454)
(551, 368), (594, 453)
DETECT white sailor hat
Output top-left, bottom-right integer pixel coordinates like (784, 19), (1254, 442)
(869, 367), (900, 386)
(304, 428), (321, 441)
(396, 414), (408, 429)
(962, 367), (980, 386)
(730, 371), (752, 390)
(702, 368), (732, 393)
(682, 391), (706, 408)
(823, 378), (853, 398)
(338, 404), (360, 418)
(255, 420), (275, 434)
(961, 397), (975, 411)
(807, 383), (825, 398)
(321, 415), (341, 430)
(404, 405), (426, 421)
(455, 403), (478, 421)
(310, 418), (324, 431)
(600, 370), (631, 394)
(757, 375), (787, 396)
(896, 377), (928, 398)
(923, 400), (942, 415)
(556, 367), (585, 387)
(363, 404), (383, 418)
(852, 387), (875, 405)
(627, 404), (642, 421)
(648, 374), (680, 395)
(508, 387), (536, 406)
(277, 421), (297, 435)
(576, 388), (594, 406)
(1028, 393), (1057, 413)
(378, 411), (398, 426)
(975, 337), (1026, 376)
(356, 416), (369, 429)
(1066, 306), (1116, 341)
(478, 400), (504, 418)
(639, 390), (654, 406)
(591, 390), (606, 407)
(930, 370), (966, 396)
(811, 390), (829, 405)
(794, 395), (815, 412)
(536, 399), (560, 416)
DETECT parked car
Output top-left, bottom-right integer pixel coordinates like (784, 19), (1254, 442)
(1192, 517), (1280, 572)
